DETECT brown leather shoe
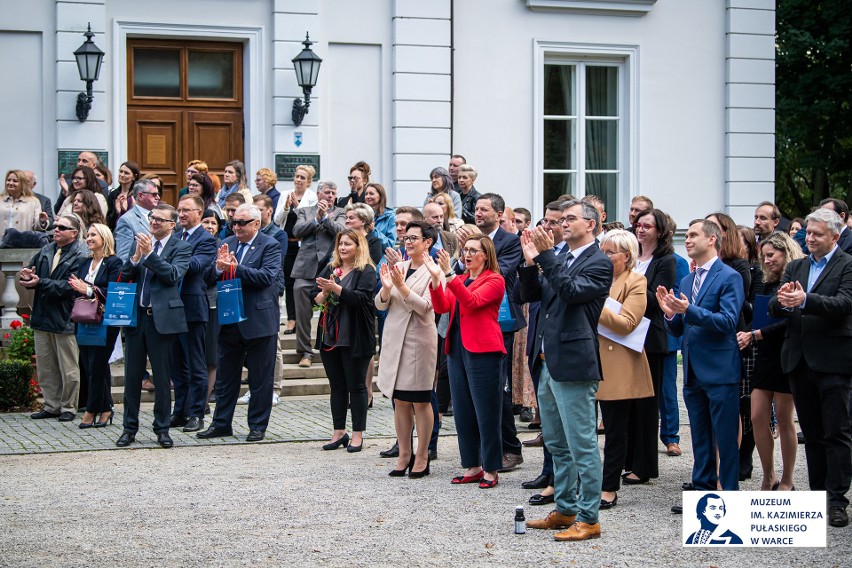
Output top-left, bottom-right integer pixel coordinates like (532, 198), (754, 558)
(554, 521), (601, 541)
(298, 357), (312, 368)
(523, 433), (544, 447)
(527, 510), (577, 530)
(141, 379), (156, 392)
(666, 443), (682, 456)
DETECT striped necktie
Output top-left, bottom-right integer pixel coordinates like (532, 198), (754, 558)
(691, 267), (706, 304)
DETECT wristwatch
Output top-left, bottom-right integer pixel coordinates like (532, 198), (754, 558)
(444, 272), (454, 278)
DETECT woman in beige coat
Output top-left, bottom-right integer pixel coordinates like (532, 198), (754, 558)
(596, 230), (653, 509)
(376, 220), (440, 478)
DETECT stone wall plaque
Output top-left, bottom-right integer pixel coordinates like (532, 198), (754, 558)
(275, 154), (320, 182)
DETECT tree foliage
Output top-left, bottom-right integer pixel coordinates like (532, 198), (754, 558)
(775, 0), (852, 217)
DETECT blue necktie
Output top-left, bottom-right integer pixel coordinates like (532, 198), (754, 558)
(141, 240), (161, 307)
(235, 242), (247, 265)
(691, 267), (706, 304)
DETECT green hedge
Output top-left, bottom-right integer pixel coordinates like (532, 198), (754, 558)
(0, 360), (36, 411)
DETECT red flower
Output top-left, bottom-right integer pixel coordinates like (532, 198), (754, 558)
(21, 313), (29, 320)
(3, 333), (8, 339)
(10, 320), (21, 330)
(333, 268), (343, 279)
(22, 339), (27, 344)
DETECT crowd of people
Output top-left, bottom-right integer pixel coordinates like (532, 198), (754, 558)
(5, 149), (852, 540)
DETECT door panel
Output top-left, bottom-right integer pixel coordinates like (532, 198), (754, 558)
(128, 108), (182, 205)
(188, 110), (244, 182)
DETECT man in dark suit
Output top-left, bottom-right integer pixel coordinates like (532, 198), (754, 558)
(818, 198), (852, 254)
(658, 219), (744, 495)
(519, 199), (612, 541)
(198, 204), (282, 442)
(169, 195), (217, 433)
(465, 192), (525, 472)
(117, 204), (191, 449)
(291, 181), (346, 367)
(769, 207), (852, 528)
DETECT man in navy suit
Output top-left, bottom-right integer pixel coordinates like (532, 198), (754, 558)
(658, 219), (744, 495)
(117, 204), (192, 449)
(461, 193), (525, 472)
(198, 204), (282, 442)
(769, 208), (852, 528)
(170, 195), (217, 433)
(520, 199), (612, 541)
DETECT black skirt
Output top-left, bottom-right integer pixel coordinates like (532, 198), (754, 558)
(393, 389), (432, 403)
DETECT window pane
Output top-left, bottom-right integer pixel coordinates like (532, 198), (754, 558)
(585, 173), (618, 219)
(544, 65), (574, 116)
(544, 173), (575, 204)
(544, 119), (575, 170)
(586, 66), (618, 117)
(188, 51), (235, 99)
(585, 120), (618, 170)
(133, 49), (180, 97)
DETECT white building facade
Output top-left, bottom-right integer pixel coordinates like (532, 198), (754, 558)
(0, 0), (775, 226)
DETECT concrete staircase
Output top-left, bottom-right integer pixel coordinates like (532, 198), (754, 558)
(108, 316), (379, 403)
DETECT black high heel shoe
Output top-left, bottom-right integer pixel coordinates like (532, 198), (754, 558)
(93, 410), (114, 428)
(389, 455), (416, 477)
(408, 457), (431, 479)
(322, 433), (350, 450)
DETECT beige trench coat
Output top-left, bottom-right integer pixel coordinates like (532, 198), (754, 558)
(375, 262), (439, 397)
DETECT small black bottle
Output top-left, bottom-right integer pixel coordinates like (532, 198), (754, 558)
(514, 506), (526, 534)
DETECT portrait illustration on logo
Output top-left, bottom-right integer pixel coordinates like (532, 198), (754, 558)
(685, 494), (744, 545)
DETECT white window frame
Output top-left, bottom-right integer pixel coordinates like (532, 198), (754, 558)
(533, 41), (639, 221)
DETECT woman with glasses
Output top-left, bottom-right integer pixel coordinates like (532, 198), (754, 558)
(376, 220), (439, 477)
(69, 223), (122, 429)
(622, 208), (677, 483)
(57, 166), (108, 219)
(178, 160), (209, 199)
(337, 161), (370, 208)
(596, 230), (654, 509)
(344, 203), (383, 266)
(0, 170), (50, 236)
(106, 161), (140, 230)
(312, 229), (377, 453)
(425, 235), (506, 489)
(187, 173), (223, 218)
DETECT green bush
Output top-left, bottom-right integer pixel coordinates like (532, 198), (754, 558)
(0, 360), (38, 411)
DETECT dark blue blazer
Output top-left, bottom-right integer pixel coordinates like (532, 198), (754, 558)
(122, 237), (192, 335)
(175, 226), (217, 322)
(492, 226), (525, 332)
(218, 233), (282, 340)
(519, 242), (612, 382)
(664, 259), (744, 385)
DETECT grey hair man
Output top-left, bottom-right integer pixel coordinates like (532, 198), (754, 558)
(114, 179), (162, 260)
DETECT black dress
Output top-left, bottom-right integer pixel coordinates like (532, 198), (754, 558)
(750, 280), (791, 393)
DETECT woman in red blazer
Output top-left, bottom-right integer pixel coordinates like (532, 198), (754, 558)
(426, 234), (506, 488)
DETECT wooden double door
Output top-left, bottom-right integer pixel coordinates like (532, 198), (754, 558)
(127, 38), (244, 205)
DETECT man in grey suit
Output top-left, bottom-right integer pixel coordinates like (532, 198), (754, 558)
(114, 179), (162, 261)
(291, 180), (346, 367)
(117, 204), (191, 449)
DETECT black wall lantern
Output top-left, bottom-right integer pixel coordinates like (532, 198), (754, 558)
(291, 33), (322, 127)
(74, 23), (105, 122)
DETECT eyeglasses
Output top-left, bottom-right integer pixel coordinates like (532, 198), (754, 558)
(139, 191), (161, 197)
(71, 176), (86, 182)
(634, 223), (656, 232)
(231, 219), (256, 227)
(602, 250), (624, 257)
(148, 214), (175, 224)
(347, 176), (360, 181)
(462, 248), (484, 256)
(177, 208), (201, 214)
(54, 225), (75, 231)
(544, 219), (561, 227)
(401, 236), (423, 243)
(561, 215), (592, 223)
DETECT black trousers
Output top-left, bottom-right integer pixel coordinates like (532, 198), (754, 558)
(211, 325), (277, 432)
(436, 335), (451, 413)
(624, 354), (663, 479)
(283, 250), (298, 320)
(171, 320), (208, 419)
(789, 362), (852, 508)
(500, 332), (522, 455)
(321, 347), (371, 431)
(122, 312), (177, 434)
(80, 326), (120, 414)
